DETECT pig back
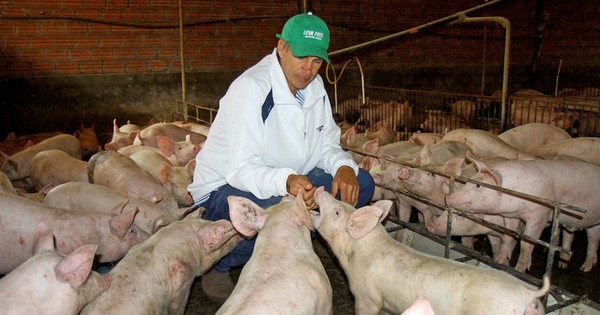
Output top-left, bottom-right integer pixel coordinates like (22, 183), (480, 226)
(88, 151), (179, 211)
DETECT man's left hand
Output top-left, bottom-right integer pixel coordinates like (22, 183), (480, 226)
(331, 166), (359, 206)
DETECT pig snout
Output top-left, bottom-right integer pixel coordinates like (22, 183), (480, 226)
(398, 167), (409, 180)
(426, 221), (440, 235)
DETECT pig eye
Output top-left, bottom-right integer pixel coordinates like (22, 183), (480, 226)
(335, 210), (339, 216)
(476, 184), (481, 188)
(129, 228), (136, 235)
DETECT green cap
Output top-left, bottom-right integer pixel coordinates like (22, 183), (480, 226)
(276, 13), (330, 63)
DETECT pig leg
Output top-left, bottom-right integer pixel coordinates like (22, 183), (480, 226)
(558, 229), (574, 269)
(581, 225), (600, 272)
(515, 218), (548, 272)
(393, 198), (413, 241)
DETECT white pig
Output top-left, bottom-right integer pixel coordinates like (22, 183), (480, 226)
(129, 149), (195, 207)
(445, 158), (600, 272)
(80, 211), (240, 315)
(498, 122), (571, 153)
(0, 223), (112, 315)
(0, 223), (111, 315)
(441, 128), (535, 160)
(0, 192), (149, 273)
(217, 193), (332, 315)
(29, 149), (89, 191)
(0, 134), (82, 191)
(310, 187), (549, 315)
(44, 182), (189, 234)
(88, 150), (179, 211)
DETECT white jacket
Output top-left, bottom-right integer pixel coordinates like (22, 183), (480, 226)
(188, 49), (358, 200)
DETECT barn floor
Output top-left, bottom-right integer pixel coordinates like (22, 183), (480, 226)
(183, 227), (600, 314)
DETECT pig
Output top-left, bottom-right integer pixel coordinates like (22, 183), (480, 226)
(449, 99), (476, 121)
(170, 120), (211, 136)
(341, 125), (379, 163)
(0, 223), (112, 315)
(119, 134), (203, 167)
(88, 150), (179, 211)
(0, 134), (83, 191)
(74, 124), (101, 158)
(43, 182), (187, 234)
(310, 187), (549, 315)
(129, 150), (195, 207)
(441, 128), (535, 160)
(133, 122), (207, 148)
(217, 192), (332, 315)
(29, 149), (89, 191)
(509, 90), (574, 129)
(498, 122), (571, 153)
(529, 137), (600, 166)
(365, 121), (396, 146)
(426, 209), (521, 265)
(0, 192), (149, 273)
(0, 132), (26, 155)
(445, 157), (600, 272)
(104, 119), (139, 151)
(80, 211), (240, 315)
(409, 131), (443, 146)
(419, 111), (471, 134)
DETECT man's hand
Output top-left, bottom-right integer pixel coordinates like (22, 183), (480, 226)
(286, 174), (317, 210)
(331, 166), (359, 206)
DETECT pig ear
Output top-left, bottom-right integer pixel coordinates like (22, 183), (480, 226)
(152, 217), (172, 233)
(413, 144), (432, 166)
(156, 135), (175, 157)
(443, 156), (466, 176)
(157, 162), (173, 186)
(111, 198), (130, 214)
(31, 222), (55, 255)
(109, 208), (138, 238)
(55, 244), (97, 288)
(347, 206), (385, 240)
(228, 196), (267, 237)
(197, 219), (238, 252)
(288, 191), (313, 230)
(479, 166), (502, 186)
(174, 205), (198, 220)
(362, 138), (379, 154)
(186, 159), (196, 175)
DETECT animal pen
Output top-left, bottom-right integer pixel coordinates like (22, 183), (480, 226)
(168, 2), (600, 313)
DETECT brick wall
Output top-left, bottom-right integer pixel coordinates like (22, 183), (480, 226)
(0, 0), (598, 137)
(1, 0), (598, 79)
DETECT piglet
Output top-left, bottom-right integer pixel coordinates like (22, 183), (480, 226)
(0, 223), (111, 315)
(310, 187), (549, 315)
(44, 182), (189, 234)
(217, 192), (332, 315)
(80, 210), (240, 315)
(0, 192), (149, 274)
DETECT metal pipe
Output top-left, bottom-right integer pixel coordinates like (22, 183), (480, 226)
(178, 0), (188, 121)
(329, 0), (506, 57)
(453, 16), (510, 132)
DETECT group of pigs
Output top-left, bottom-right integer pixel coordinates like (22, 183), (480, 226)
(0, 117), (556, 314)
(345, 119), (600, 281)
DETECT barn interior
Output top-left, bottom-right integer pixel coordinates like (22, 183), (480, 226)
(1, 0), (600, 314)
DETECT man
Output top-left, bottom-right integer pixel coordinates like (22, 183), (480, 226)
(187, 12), (375, 302)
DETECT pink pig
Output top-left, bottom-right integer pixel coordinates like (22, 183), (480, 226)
(0, 223), (111, 315)
(0, 192), (149, 273)
(310, 187), (549, 315)
(81, 211), (240, 315)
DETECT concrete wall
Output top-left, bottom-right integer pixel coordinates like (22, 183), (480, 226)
(1, 0), (599, 137)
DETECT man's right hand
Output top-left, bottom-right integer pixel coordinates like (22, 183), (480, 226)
(286, 174), (317, 210)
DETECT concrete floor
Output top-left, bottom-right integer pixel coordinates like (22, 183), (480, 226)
(183, 227), (600, 315)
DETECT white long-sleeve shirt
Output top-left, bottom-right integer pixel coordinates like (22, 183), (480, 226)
(188, 48), (358, 201)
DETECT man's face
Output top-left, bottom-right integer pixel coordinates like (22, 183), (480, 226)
(277, 39), (324, 95)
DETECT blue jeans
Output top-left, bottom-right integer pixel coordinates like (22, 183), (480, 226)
(199, 167), (375, 273)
